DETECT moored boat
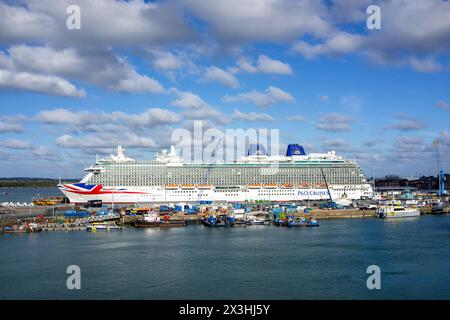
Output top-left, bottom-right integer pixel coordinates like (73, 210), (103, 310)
(431, 203), (446, 214)
(286, 217), (319, 227)
(377, 205), (420, 218)
(86, 222), (122, 231)
(201, 214), (233, 227)
(244, 213), (271, 225)
(26, 222), (42, 233)
(2, 226), (15, 233)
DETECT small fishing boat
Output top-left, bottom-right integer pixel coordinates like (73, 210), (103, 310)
(86, 222), (122, 232)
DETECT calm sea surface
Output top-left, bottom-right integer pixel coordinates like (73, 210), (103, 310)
(0, 187), (61, 202)
(1, 214), (450, 300)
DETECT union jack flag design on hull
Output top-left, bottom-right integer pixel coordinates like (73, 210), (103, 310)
(61, 183), (147, 195)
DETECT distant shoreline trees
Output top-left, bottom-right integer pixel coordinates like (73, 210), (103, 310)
(0, 178), (79, 188)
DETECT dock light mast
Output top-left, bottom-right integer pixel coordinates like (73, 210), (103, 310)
(433, 139), (446, 198)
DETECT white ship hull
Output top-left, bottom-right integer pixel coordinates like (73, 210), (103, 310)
(59, 183), (373, 205)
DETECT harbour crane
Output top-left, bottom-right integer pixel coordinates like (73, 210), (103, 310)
(433, 139), (446, 198)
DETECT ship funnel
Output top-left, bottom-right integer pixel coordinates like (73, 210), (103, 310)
(247, 144), (268, 156)
(286, 144), (306, 156)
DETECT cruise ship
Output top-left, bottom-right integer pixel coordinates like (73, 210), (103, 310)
(58, 144), (374, 204)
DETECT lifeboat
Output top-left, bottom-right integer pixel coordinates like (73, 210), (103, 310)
(247, 184), (262, 189)
(298, 183), (309, 189)
(165, 184), (178, 189)
(263, 184), (277, 189)
(181, 184), (196, 189)
(197, 184), (213, 189)
(280, 184), (293, 189)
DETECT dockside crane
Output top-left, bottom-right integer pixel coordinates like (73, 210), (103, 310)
(320, 167), (334, 203)
(433, 139), (446, 198)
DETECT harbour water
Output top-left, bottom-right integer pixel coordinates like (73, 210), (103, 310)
(1, 215), (450, 299)
(0, 187), (61, 202)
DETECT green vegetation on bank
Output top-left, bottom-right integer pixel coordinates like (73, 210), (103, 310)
(0, 178), (79, 188)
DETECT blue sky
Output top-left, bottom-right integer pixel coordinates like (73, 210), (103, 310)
(0, 0), (449, 178)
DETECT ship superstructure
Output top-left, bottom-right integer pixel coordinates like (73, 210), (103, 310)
(58, 144), (374, 204)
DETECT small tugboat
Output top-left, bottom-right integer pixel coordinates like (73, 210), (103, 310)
(86, 222), (122, 232)
(135, 213), (186, 228)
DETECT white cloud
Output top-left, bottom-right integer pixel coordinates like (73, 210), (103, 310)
(0, 0), (193, 46)
(36, 108), (181, 128)
(31, 146), (61, 161)
(185, 0), (330, 42)
(204, 66), (239, 88)
(1, 45), (165, 94)
(112, 71), (164, 93)
(0, 122), (24, 133)
(113, 109), (182, 127)
(292, 1), (450, 73)
(321, 138), (352, 153)
(152, 51), (184, 70)
(170, 90), (229, 125)
(0, 68), (85, 97)
(315, 113), (354, 132)
(232, 110), (275, 122)
(235, 55), (293, 75)
(56, 133), (158, 149)
(170, 90), (210, 109)
(293, 32), (365, 59)
(0, 139), (32, 149)
(409, 56), (444, 73)
(256, 55), (293, 75)
(148, 49), (198, 81)
(438, 130), (450, 146)
(222, 86), (294, 107)
(386, 116), (425, 131)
